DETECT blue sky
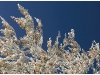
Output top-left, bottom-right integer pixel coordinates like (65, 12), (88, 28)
(0, 1), (100, 73)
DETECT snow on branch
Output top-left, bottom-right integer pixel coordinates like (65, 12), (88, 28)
(0, 4), (99, 74)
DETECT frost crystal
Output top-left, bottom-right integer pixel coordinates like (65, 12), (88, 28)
(0, 4), (99, 74)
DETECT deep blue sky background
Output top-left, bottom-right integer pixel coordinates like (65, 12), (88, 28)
(0, 1), (100, 74)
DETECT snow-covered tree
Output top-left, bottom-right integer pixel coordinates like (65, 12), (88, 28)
(0, 4), (99, 74)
